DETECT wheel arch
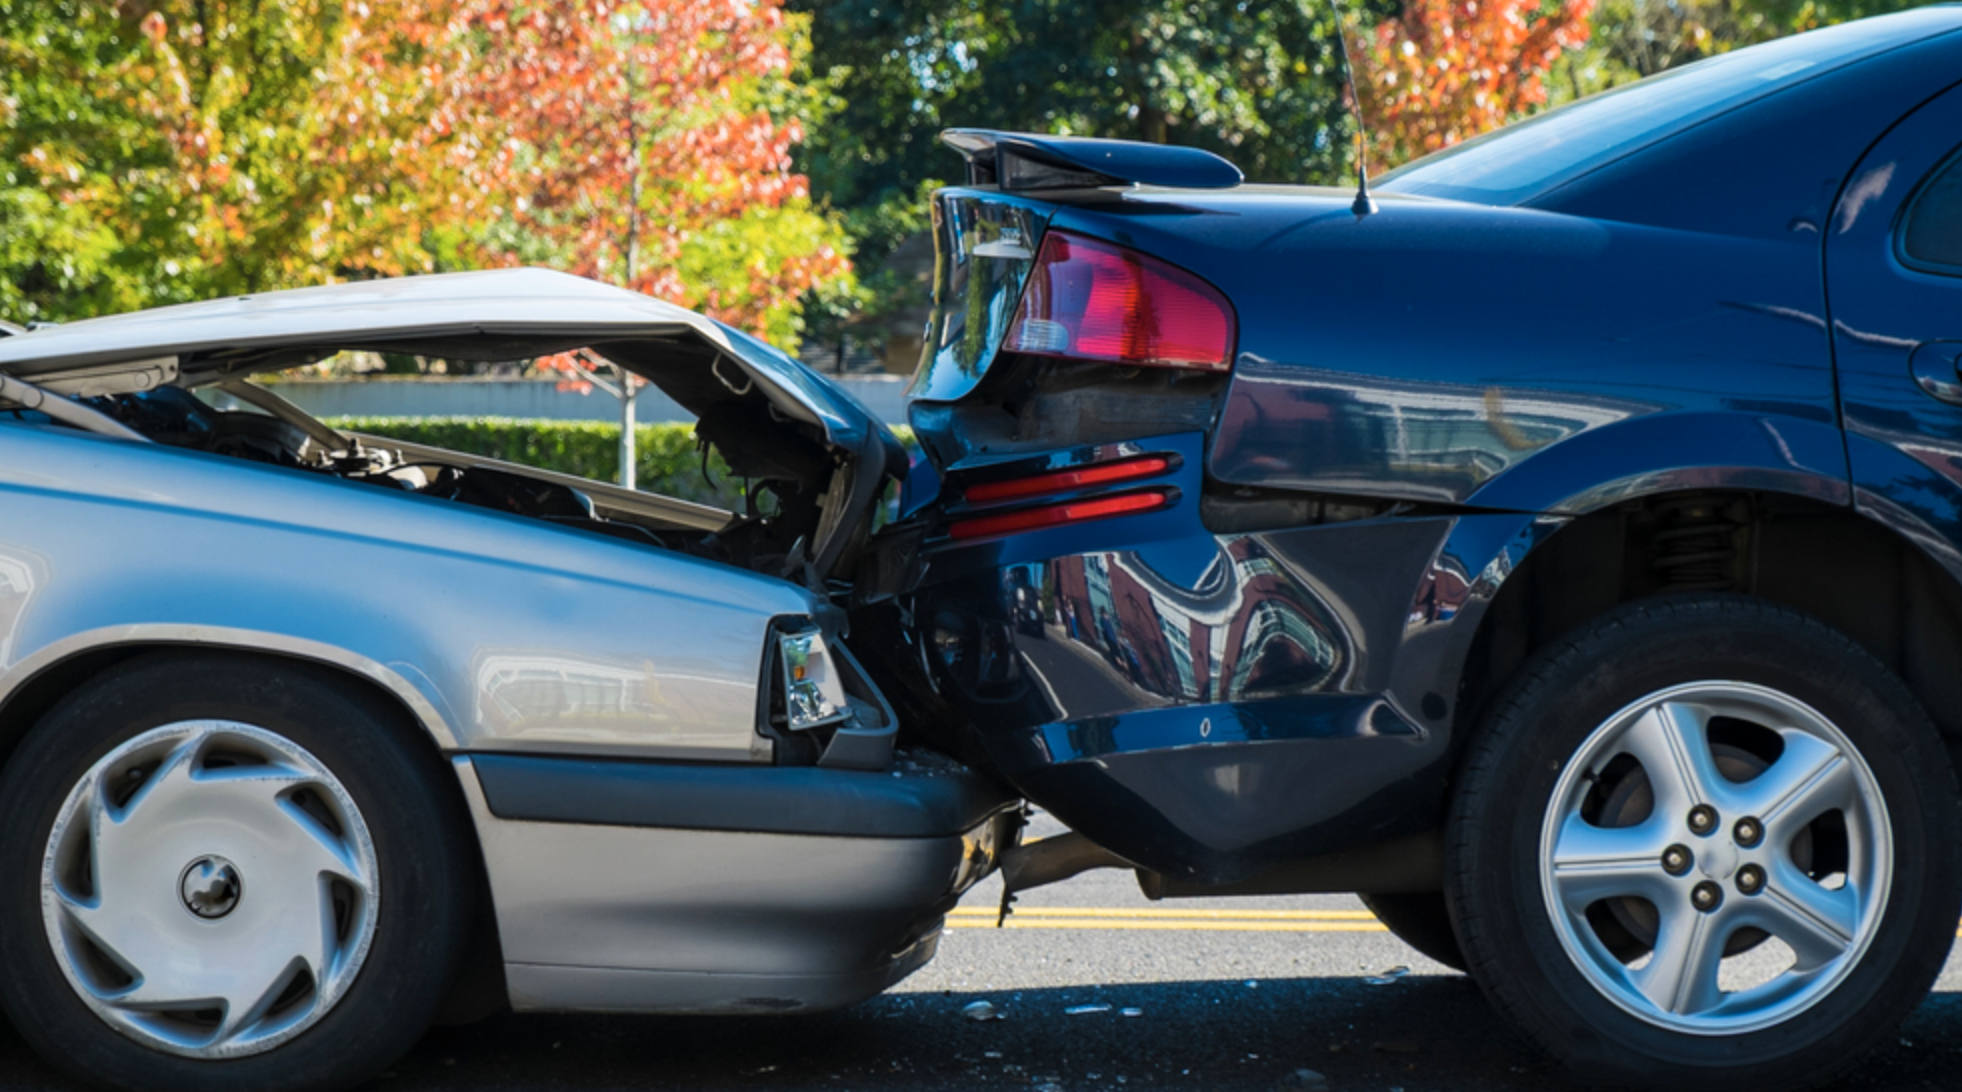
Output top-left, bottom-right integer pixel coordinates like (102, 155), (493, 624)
(1456, 488), (1962, 752)
(0, 626), (461, 771)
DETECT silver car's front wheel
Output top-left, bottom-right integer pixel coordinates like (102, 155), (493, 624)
(42, 721), (381, 1058)
(1539, 682), (1891, 1034)
(0, 653), (472, 1092)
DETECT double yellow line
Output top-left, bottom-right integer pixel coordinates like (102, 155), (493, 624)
(951, 907), (1962, 939)
(946, 906), (1389, 933)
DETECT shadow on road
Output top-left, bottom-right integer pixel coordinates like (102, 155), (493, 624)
(377, 977), (1962, 1091)
(1, 978), (1957, 1090)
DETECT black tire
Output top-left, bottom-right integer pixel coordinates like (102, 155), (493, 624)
(1359, 892), (1466, 971)
(1447, 595), (1962, 1092)
(0, 651), (473, 1092)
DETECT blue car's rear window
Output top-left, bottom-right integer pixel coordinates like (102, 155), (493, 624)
(1903, 150), (1962, 273)
(1376, 11), (1956, 207)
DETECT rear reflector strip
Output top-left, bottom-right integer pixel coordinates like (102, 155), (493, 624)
(947, 490), (1172, 541)
(962, 455), (1174, 505)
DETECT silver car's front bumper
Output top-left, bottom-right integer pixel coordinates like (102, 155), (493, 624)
(452, 754), (1018, 1014)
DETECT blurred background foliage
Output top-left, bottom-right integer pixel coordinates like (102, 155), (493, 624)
(0, 0), (850, 348)
(792, 0), (1927, 357)
(0, 0), (1935, 357)
(1550, 0), (1923, 103)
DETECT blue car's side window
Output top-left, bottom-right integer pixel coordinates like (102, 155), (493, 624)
(1899, 147), (1962, 274)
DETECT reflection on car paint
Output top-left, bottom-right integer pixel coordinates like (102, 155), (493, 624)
(1216, 359), (1651, 502)
(1021, 539), (1348, 710)
(910, 194), (1051, 403)
(474, 651), (753, 755)
(918, 475), (1476, 879)
(0, 550), (42, 664)
(1828, 81), (1962, 588)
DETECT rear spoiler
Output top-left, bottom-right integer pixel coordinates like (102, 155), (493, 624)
(940, 129), (1243, 192)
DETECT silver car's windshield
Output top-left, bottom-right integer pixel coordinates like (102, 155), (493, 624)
(1375, 13), (1947, 206)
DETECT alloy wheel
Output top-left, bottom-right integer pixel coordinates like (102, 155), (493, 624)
(1538, 681), (1891, 1035)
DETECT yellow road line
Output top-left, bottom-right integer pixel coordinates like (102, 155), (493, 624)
(946, 907), (1378, 921)
(943, 907), (1389, 932)
(946, 918), (1388, 932)
(951, 908), (1962, 937)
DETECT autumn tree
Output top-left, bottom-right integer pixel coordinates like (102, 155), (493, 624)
(384, 0), (851, 343)
(1354, 0), (1595, 169)
(0, 0), (386, 322)
(341, 0), (851, 483)
(4, 0), (851, 418)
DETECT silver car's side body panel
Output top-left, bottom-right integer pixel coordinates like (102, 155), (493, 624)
(0, 422), (816, 762)
(452, 759), (957, 1013)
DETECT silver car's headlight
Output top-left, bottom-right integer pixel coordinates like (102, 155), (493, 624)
(780, 629), (851, 731)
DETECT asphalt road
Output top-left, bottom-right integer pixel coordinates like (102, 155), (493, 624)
(4, 816), (1962, 1091)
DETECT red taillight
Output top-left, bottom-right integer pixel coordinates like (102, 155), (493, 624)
(1003, 231), (1234, 371)
(963, 455), (1174, 505)
(947, 490), (1172, 541)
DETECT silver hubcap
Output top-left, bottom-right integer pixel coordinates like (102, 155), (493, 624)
(41, 721), (380, 1058)
(1539, 682), (1891, 1035)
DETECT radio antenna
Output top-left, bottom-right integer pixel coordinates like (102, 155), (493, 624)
(1324, 0), (1378, 217)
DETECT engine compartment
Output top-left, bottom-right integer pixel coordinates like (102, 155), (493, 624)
(87, 384), (838, 580)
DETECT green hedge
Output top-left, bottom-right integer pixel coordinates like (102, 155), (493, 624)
(325, 416), (919, 512)
(325, 416), (744, 508)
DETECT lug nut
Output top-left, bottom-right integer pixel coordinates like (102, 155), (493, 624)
(1737, 864), (1766, 896)
(1662, 844), (1693, 876)
(1734, 816), (1763, 848)
(1692, 881), (1724, 913)
(1688, 805), (1719, 836)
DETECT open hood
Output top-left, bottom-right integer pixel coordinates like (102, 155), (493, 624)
(0, 269), (904, 579)
(0, 268), (883, 450)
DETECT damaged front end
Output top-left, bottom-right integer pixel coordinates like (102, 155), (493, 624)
(0, 269), (906, 600)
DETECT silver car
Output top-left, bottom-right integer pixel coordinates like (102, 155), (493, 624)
(0, 269), (1017, 1092)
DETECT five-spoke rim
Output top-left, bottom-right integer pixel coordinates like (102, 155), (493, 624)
(1538, 681), (1891, 1035)
(40, 721), (380, 1058)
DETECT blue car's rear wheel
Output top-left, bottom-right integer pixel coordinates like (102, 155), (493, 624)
(0, 651), (472, 1092)
(1447, 595), (1961, 1091)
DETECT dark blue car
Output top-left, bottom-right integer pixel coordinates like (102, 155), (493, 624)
(857, 7), (1962, 1088)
